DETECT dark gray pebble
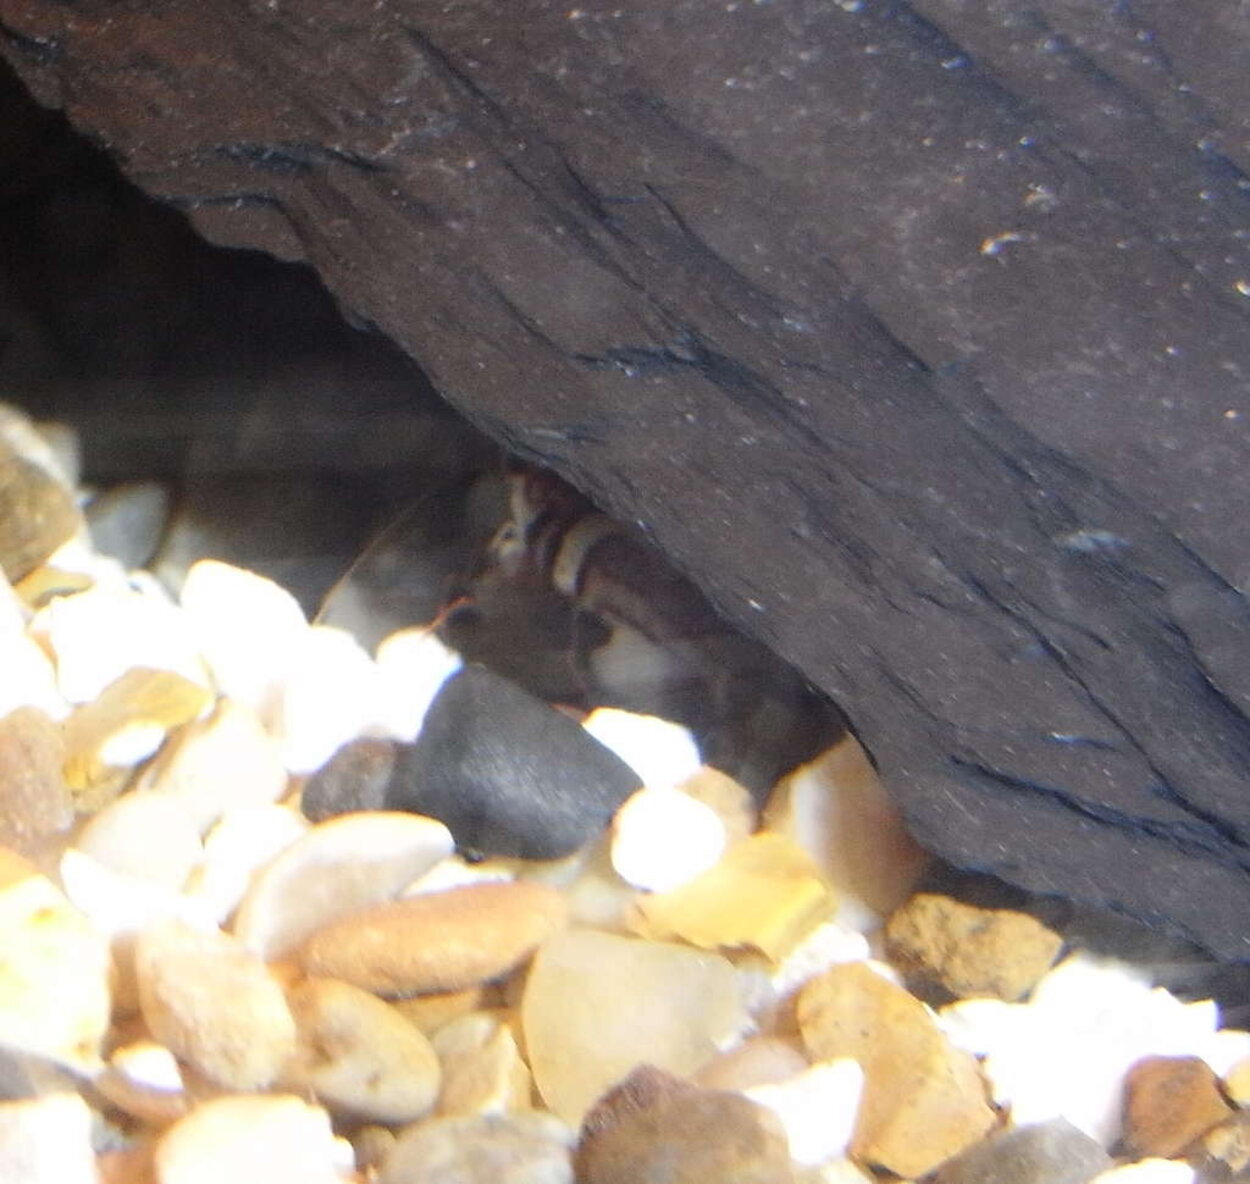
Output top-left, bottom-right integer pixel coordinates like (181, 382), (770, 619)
(385, 666), (641, 859)
(302, 737), (398, 822)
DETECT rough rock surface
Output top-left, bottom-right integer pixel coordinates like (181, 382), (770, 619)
(1120, 1055), (1233, 1159)
(797, 960), (997, 1176)
(932, 1118), (1112, 1184)
(885, 893), (1064, 1001)
(3, 2), (1250, 956)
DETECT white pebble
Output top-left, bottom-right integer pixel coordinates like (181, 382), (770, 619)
(610, 785), (726, 892)
(232, 811), (454, 960)
(0, 1093), (100, 1184)
(266, 625), (380, 774)
(155, 1094), (353, 1184)
(186, 805), (310, 923)
(939, 952), (1236, 1146)
(371, 627), (463, 741)
(142, 698), (289, 833)
(59, 847), (218, 939)
(32, 585), (208, 704)
(76, 792), (204, 890)
(745, 1058), (864, 1165)
(1089, 1161), (1196, 1184)
(112, 1038), (185, 1092)
(582, 707), (702, 789)
(180, 559), (308, 717)
(0, 631), (67, 721)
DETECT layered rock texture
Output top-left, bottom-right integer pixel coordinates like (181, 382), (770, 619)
(1, 1), (1249, 956)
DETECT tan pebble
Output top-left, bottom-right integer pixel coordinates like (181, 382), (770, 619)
(76, 792), (203, 890)
(0, 1092), (100, 1184)
(885, 893), (1064, 1001)
(99, 1142), (159, 1184)
(522, 928), (749, 1124)
(154, 1094), (351, 1184)
(234, 810), (453, 960)
(0, 447), (81, 583)
(141, 698), (288, 832)
(1224, 1055), (1250, 1106)
(677, 765), (758, 843)
(392, 985), (490, 1035)
(693, 1036), (810, 1091)
(0, 851), (111, 1072)
(796, 960), (997, 1177)
(63, 667), (211, 794)
(764, 736), (930, 917)
(281, 976), (441, 1124)
(351, 1124), (397, 1171)
(301, 880), (567, 996)
(1122, 1055), (1233, 1158)
(135, 919), (296, 1090)
(1196, 1110), (1250, 1176)
(0, 707), (72, 854)
(629, 832), (836, 961)
(379, 1112), (575, 1184)
(432, 1011), (532, 1116)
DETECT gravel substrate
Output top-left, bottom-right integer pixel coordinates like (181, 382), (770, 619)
(1, 403), (1249, 1184)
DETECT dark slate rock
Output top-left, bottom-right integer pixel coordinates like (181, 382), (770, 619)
(302, 737), (397, 823)
(933, 1119), (1112, 1184)
(385, 665), (642, 859)
(6, 5), (1250, 957)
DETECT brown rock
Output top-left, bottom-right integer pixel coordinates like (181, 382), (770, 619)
(0, 707), (71, 854)
(0, 449), (80, 583)
(300, 881), (567, 996)
(796, 961), (997, 1177)
(392, 985), (491, 1035)
(576, 1069), (794, 1184)
(884, 893), (1064, 1001)
(1121, 1055), (1233, 1158)
(281, 976), (442, 1124)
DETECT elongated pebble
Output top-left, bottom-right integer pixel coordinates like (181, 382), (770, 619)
(233, 811), (454, 960)
(154, 1094), (353, 1184)
(582, 708), (702, 790)
(0, 1092), (100, 1184)
(281, 977), (441, 1124)
(142, 698), (289, 833)
(301, 880), (567, 996)
(178, 559), (308, 718)
(135, 920), (296, 1091)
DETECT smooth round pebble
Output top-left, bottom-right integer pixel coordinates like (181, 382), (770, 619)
(154, 1094), (352, 1184)
(281, 977), (441, 1123)
(233, 811), (454, 960)
(610, 785), (726, 892)
(581, 708), (702, 790)
(135, 919), (296, 1090)
(380, 1112), (575, 1184)
(300, 880), (567, 996)
(76, 792), (203, 889)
